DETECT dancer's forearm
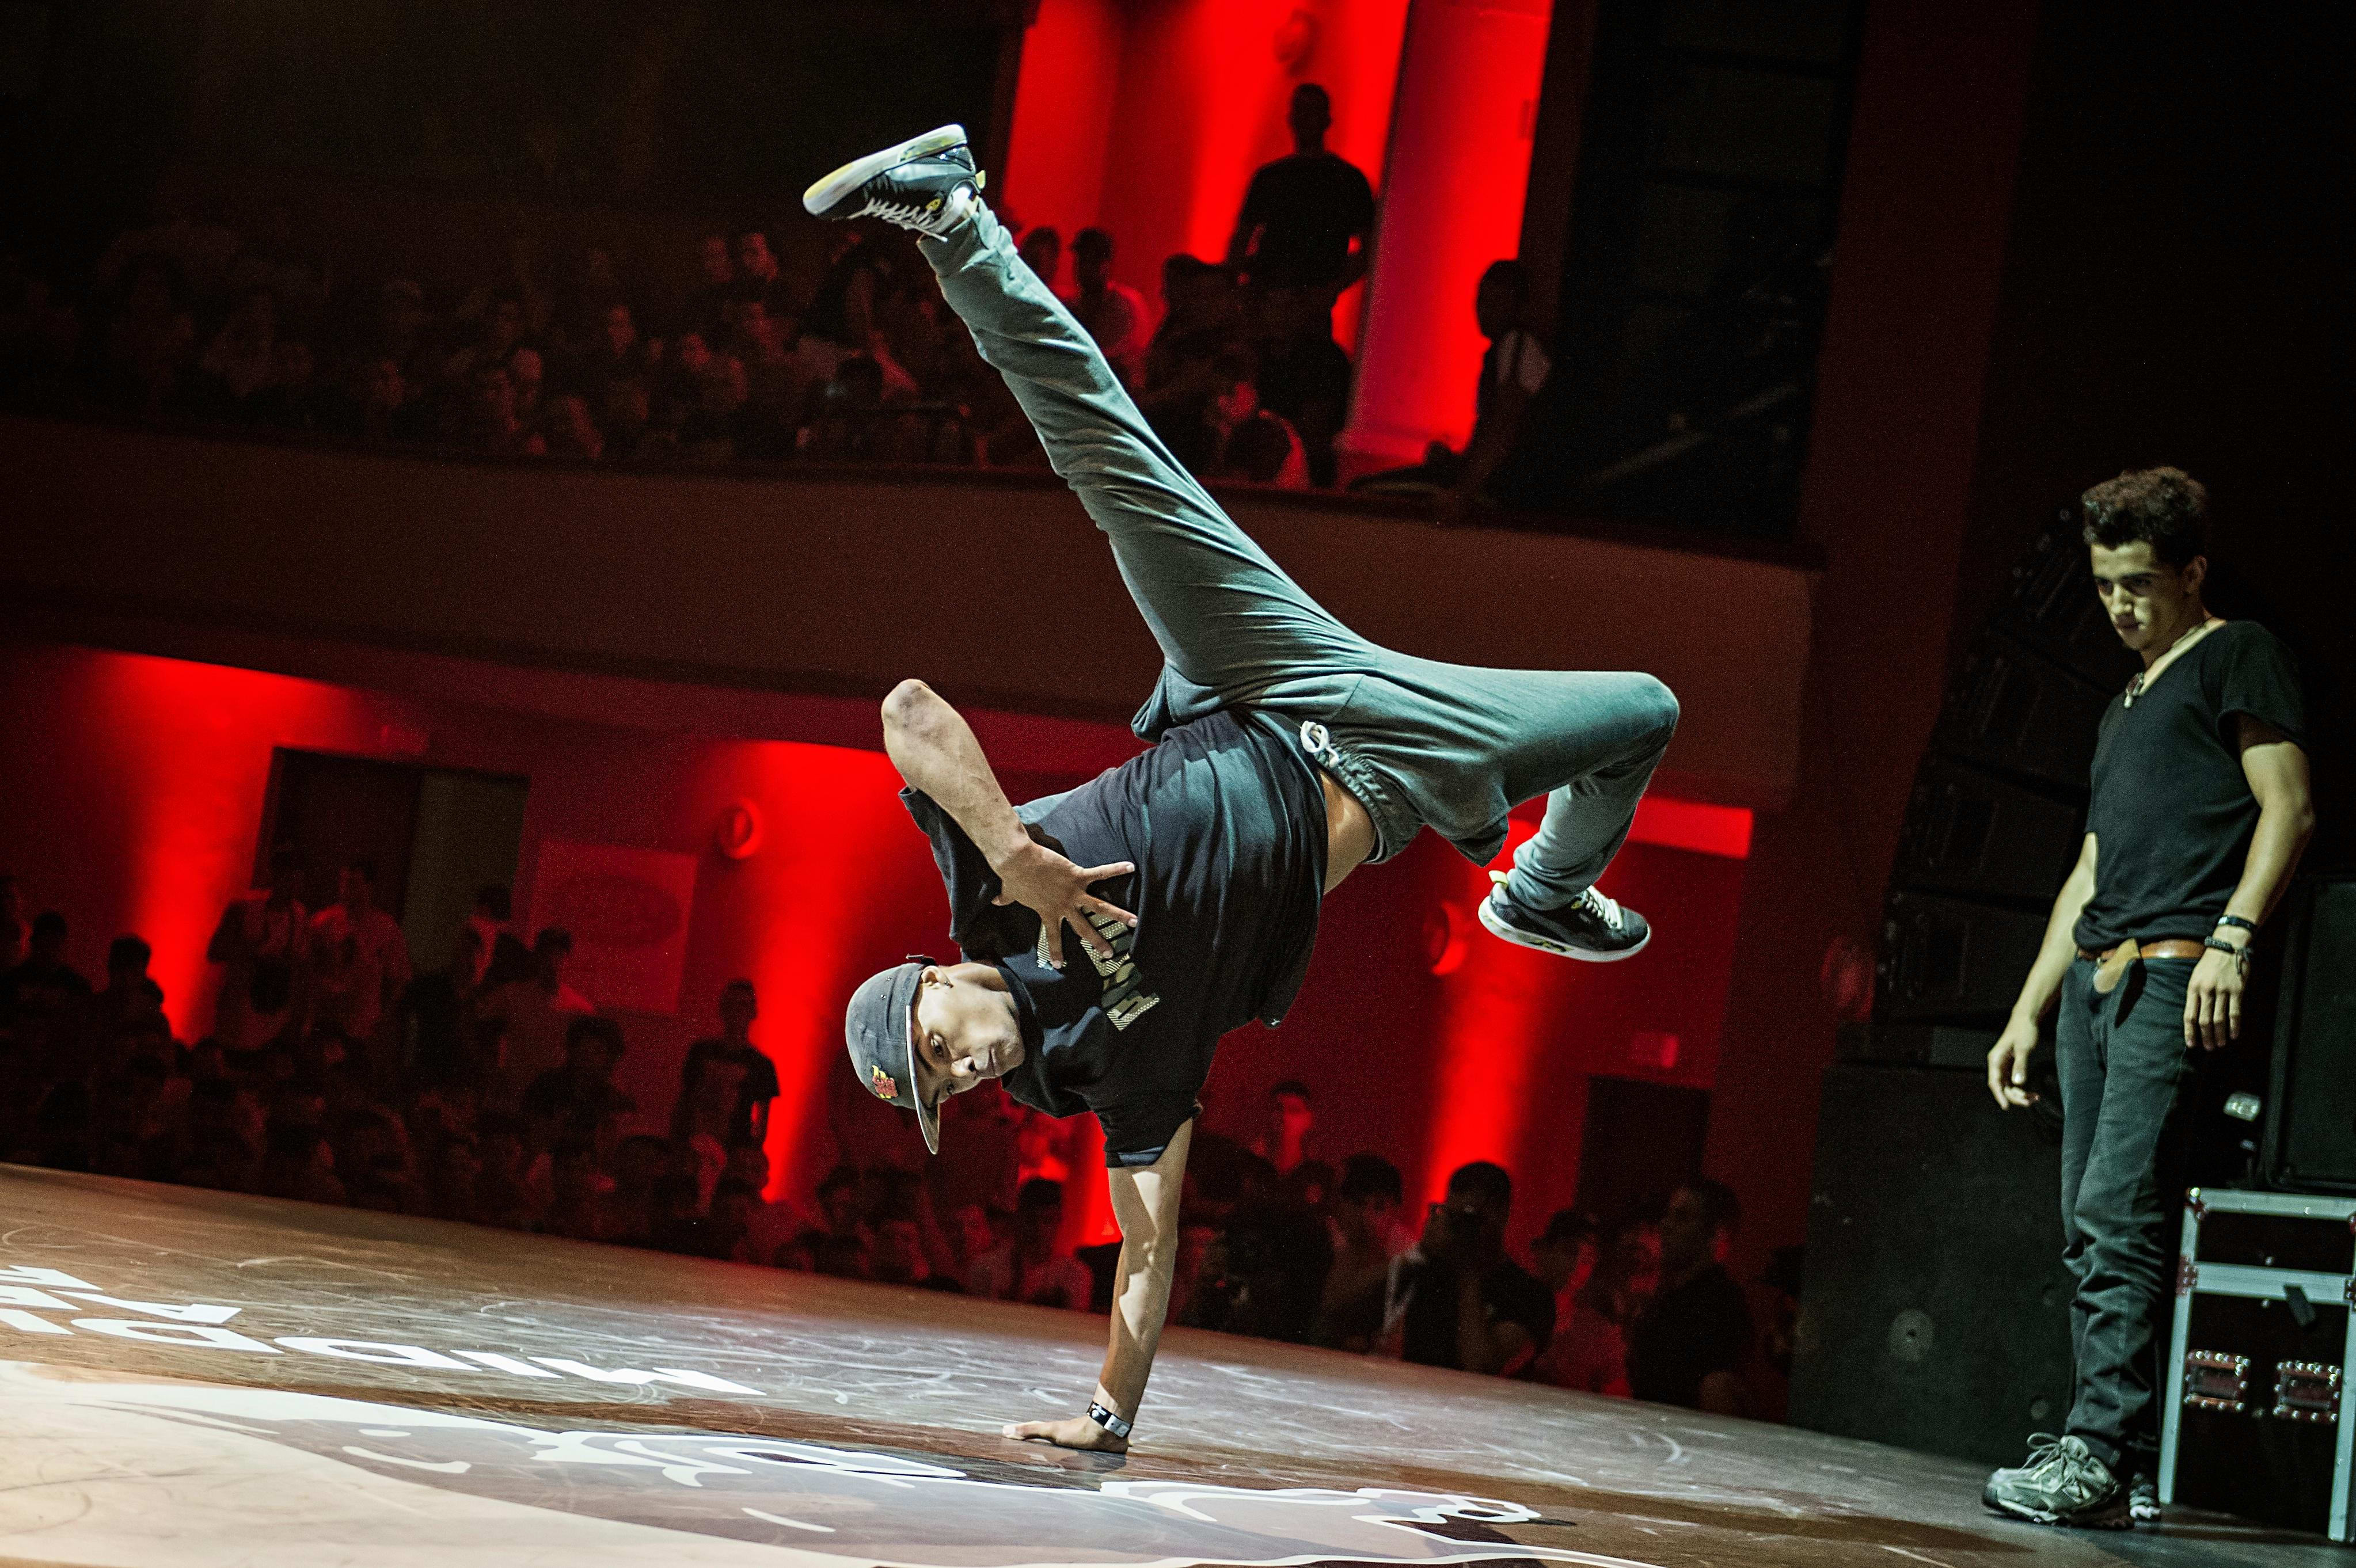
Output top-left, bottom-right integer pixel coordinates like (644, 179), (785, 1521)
(1003, 1122), (1191, 1453)
(1095, 1124), (1192, 1419)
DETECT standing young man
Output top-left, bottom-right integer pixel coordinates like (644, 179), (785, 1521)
(1983, 467), (2313, 1528)
(807, 126), (1679, 1453)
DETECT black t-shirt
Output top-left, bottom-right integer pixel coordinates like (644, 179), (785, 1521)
(800, 241), (894, 350)
(2076, 621), (2308, 950)
(1253, 333), (1353, 427)
(680, 1037), (782, 1147)
(1235, 153), (1377, 289)
(1399, 1255), (1556, 1371)
(903, 707), (1328, 1167)
(0, 958), (92, 1025)
(1627, 1262), (1753, 1408)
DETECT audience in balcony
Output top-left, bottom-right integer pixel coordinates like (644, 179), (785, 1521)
(0, 157), (1397, 492)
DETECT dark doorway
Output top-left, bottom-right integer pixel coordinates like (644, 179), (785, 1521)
(1576, 1076), (1711, 1221)
(260, 751), (528, 976)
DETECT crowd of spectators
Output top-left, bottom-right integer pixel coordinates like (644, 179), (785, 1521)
(0, 83), (1424, 493)
(0, 862), (1795, 1415)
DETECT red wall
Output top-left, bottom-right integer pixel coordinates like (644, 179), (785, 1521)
(2, 641), (1748, 1251)
(1350, 0), (1555, 459)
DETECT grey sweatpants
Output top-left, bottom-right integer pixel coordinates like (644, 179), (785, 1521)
(920, 205), (1677, 905)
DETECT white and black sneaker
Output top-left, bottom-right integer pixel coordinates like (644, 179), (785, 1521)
(1479, 870), (1651, 962)
(1980, 1434), (2129, 1529)
(2127, 1472), (2161, 1525)
(802, 124), (985, 237)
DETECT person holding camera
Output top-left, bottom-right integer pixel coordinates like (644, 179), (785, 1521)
(1379, 1161), (1554, 1376)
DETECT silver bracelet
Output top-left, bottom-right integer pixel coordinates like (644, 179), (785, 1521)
(1085, 1400), (1133, 1440)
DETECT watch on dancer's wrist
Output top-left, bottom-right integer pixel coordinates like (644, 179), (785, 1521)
(1085, 1401), (1133, 1441)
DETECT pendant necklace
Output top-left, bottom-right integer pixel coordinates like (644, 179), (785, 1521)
(2123, 617), (2218, 707)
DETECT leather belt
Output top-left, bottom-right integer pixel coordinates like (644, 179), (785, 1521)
(2076, 937), (2207, 995)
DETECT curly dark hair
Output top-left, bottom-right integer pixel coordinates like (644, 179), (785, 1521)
(2080, 466), (2209, 568)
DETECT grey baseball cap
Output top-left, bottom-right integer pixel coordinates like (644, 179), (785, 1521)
(843, 957), (940, 1154)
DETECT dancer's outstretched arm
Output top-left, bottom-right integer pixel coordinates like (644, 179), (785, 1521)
(881, 680), (1135, 967)
(1004, 1119), (1193, 1452)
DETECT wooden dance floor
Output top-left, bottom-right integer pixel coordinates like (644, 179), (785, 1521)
(0, 1165), (2325, 1567)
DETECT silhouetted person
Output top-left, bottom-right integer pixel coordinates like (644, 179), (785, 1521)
(1018, 224), (1063, 294)
(307, 862), (410, 1053)
(970, 1177), (1091, 1308)
(1225, 84), (1376, 308)
(522, 1013), (635, 1154)
(1386, 1161), (1553, 1375)
(1187, 1156), (1332, 1341)
(455, 882), (512, 989)
(1315, 1152), (1405, 1350)
(1625, 1179), (1751, 1414)
(1249, 285), (1351, 487)
(1250, 1078), (1314, 1174)
(96, 934), (167, 1043)
(732, 229), (792, 322)
(1, 911), (90, 1033)
(677, 979), (781, 1148)
(1066, 227), (1147, 387)
(1352, 258), (1549, 509)
(207, 843), (307, 1051)
(682, 233), (736, 339)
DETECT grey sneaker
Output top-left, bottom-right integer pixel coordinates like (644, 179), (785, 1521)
(1479, 870), (1651, 961)
(2127, 1472), (2160, 1525)
(1981, 1434), (2129, 1529)
(802, 125), (985, 236)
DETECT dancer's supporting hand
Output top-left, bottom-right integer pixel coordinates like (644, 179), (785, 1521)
(1002, 1413), (1128, 1453)
(991, 838), (1137, 969)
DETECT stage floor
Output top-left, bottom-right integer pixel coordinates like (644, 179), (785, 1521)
(0, 1166), (2327, 1567)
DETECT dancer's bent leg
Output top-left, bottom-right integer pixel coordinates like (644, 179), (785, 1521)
(833, 140), (1676, 903)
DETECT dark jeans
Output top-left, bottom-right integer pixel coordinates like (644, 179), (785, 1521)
(2056, 955), (2199, 1472)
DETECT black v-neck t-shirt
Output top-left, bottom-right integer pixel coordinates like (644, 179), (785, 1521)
(902, 706), (1328, 1168)
(2074, 621), (2306, 951)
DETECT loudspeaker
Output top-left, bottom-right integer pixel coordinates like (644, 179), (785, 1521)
(1987, 517), (2138, 690)
(1877, 889), (2051, 1025)
(2263, 876), (2356, 1192)
(1931, 634), (2112, 794)
(1891, 756), (2084, 906)
(1791, 1063), (2074, 1466)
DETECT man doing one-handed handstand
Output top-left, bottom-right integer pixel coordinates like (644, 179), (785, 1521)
(814, 127), (1679, 1453)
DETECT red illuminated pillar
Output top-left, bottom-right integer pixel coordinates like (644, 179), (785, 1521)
(1348, 0), (1556, 466)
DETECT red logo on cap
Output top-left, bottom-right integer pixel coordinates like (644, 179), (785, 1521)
(869, 1064), (899, 1102)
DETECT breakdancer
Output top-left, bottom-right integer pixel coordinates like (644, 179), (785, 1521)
(816, 127), (1678, 1451)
